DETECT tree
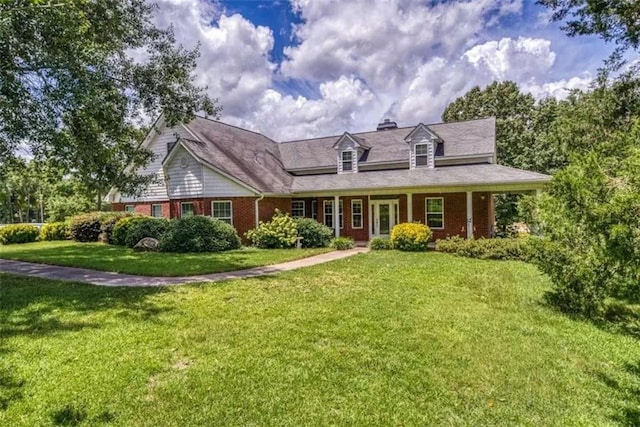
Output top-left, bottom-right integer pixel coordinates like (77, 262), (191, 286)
(442, 81), (545, 232)
(538, 0), (640, 63)
(531, 121), (640, 315)
(0, 0), (220, 206)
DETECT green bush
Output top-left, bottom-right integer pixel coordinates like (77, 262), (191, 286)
(111, 216), (149, 246)
(124, 217), (171, 248)
(245, 210), (298, 249)
(436, 236), (531, 261)
(0, 224), (40, 244)
(293, 217), (333, 248)
(39, 221), (71, 241)
(391, 222), (432, 251)
(369, 237), (393, 250)
(99, 212), (133, 244)
(69, 212), (104, 242)
(159, 216), (241, 253)
(330, 237), (354, 250)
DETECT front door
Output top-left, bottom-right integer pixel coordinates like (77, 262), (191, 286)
(370, 200), (399, 238)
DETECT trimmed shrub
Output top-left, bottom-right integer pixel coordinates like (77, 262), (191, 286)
(99, 212), (133, 244)
(0, 224), (40, 244)
(436, 236), (531, 261)
(245, 210), (298, 249)
(124, 217), (171, 248)
(159, 216), (241, 253)
(39, 221), (71, 241)
(294, 218), (333, 248)
(391, 222), (432, 251)
(111, 216), (149, 246)
(69, 212), (103, 242)
(330, 237), (354, 250)
(369, 237), (393, 250)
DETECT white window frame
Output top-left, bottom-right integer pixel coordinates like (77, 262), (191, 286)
(351, 199), (363, 229)
(311, 200), (317, 220)
(211, 200), (233, 225)
(323, 200), (344, 229)
(323, 200), (333, 228)
(341, 150), (354, 172)
(180, 202), (195, 218)
(291, 200), (305, 218)
(425, 197), (444, 230)
(415, 143), (430, 167)
(124, 205), (135, 213)
(151, 204), (163, 218)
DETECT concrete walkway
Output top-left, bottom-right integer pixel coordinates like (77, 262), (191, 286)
(0, 248), (369, 287)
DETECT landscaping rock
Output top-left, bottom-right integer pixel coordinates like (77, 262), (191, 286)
(133, 237), (159, 252)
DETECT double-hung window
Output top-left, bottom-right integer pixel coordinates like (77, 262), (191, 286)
(291, 200), (305, 218)
(311, 200), (317, 220)
(124, 205), (135, 213)
(415, 143), (430, 166)
(351, 199), (363, 229)
(323, 200), (344, 229)
(425, 198), (444, 229)
(181, 202), (195, 218)
(212, 201), (232, 224)
(341, 150), (353, 172)
(151, 204), (163, 218)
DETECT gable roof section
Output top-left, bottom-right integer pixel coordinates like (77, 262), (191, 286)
(278, 117), (496, 171)
(331, 132), (371, 150)
(404, 123), (443, 142)
(180, 117), (292, 193)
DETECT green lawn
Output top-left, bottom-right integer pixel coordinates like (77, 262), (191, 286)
(1, 252), (639, 426)
(0, 241), (332, 276)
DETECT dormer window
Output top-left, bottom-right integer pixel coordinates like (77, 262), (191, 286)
(341, 150), (354, 172)
(405, 123), (441, 170)
(415, 143), (430, 166)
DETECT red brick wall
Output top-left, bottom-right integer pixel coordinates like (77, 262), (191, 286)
(113, 191), (495, 242)
(412, 192), (493, 240)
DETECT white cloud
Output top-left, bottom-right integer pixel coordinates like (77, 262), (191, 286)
(463, 37), (556, 81)
(523, 75), (593, 99)
(152, 0), (276, 117)
(147, 0), (596, 140)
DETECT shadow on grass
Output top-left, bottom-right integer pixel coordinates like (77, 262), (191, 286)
(596, 360), (640, 426)
(0, 367), (24, 411)
(0, 273), (173, 338)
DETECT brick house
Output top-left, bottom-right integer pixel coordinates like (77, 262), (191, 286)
(106, 116), (550, 241)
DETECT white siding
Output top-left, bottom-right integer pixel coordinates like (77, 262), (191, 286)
(202, 167), (254, 197)
(409, 128), (435, 170)
(119, 124), (191, 202)
(166, 146), (203, 198)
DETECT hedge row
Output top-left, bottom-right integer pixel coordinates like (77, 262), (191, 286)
(0, 224), (40, 244)
(435, 236), (531, 261)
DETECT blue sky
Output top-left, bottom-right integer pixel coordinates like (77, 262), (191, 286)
(151, 0), (622, 140)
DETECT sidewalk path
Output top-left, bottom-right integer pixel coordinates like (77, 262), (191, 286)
(0, 248), (369, 287)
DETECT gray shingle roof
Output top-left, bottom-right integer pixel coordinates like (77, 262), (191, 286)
(182, 117), (292, 193)
(279, 117), (496, 170)
(291, 164), (550, 193)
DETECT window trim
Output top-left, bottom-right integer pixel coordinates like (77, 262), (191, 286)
(180, 202), (195, 218)
(341, 150), (354, 172)
(124, 205), (135, 213)
(351, 199), (363, 229)
(323, 200), (344, 229)
(323, 200), (333, 228)
(425, 197), (444, 230)
(211, 200), (233, 225)
(291, 200), (305, 218)
(415, 142), (431, 167)
(151, 204), (163, 218)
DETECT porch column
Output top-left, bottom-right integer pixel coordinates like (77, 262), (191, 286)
(334, 195), (340, 237)
(466, 191), (473, 239)
(407, 193), (413, 223)
(535, 189), (542, 198)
